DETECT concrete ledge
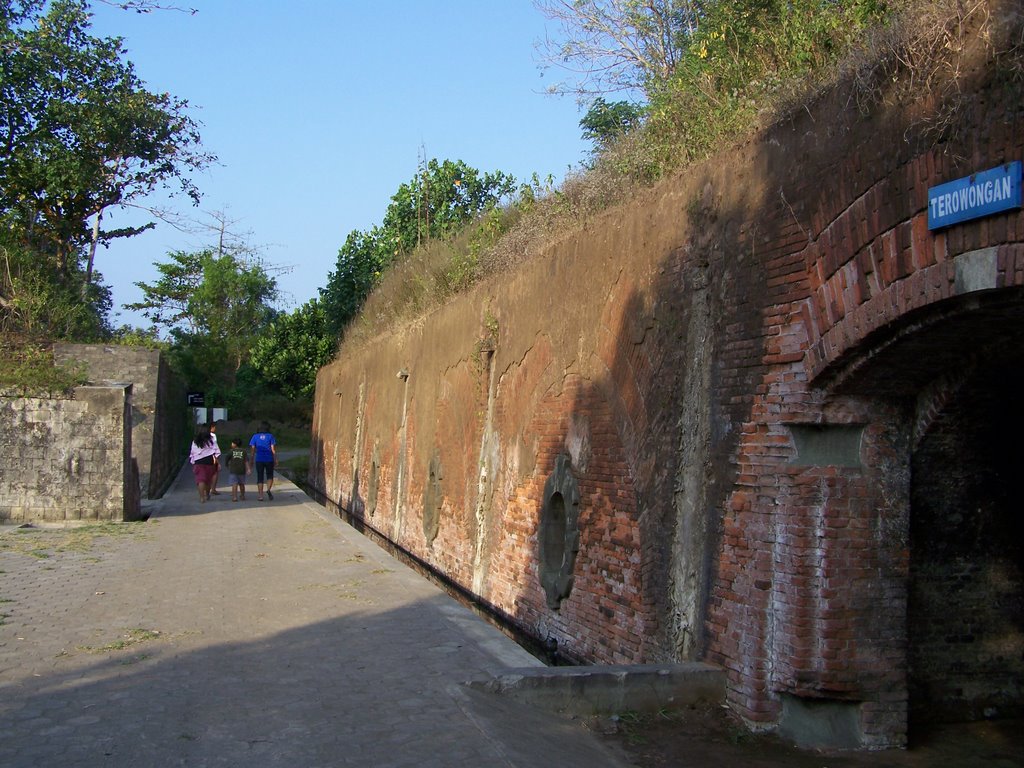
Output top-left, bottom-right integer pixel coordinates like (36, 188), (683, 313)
(466, 662), (725, 715)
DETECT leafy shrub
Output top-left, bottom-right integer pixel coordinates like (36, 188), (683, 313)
(0, 245), (112, 342)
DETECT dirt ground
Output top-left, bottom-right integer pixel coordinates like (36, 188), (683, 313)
(595, 705), (1024, 767)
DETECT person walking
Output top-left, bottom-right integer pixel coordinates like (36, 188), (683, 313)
(226, 438), (250, 502)
(208, 421), (222, 495)
(189, 425), (221, 503)
(249, 421), (277, 501)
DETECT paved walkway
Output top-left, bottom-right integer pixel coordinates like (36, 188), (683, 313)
(0, 468), (630, 767)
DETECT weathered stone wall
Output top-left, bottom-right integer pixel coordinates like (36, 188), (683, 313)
(0, 386), (140, 523)
(53, 344), (187, 498)
(312, 2), (1024, 748)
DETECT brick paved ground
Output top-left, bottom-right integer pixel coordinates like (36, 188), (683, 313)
(0, 469), (629, 768)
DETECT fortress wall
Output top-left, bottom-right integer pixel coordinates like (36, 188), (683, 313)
(54, 344), (187, 499)
(313, 3), (1024, 747)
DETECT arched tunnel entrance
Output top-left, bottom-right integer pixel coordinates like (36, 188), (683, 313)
(826, 288), (1024, 735)
(908, 341), (1024, 727)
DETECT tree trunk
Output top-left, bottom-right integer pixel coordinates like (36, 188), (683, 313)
(84, 208), (103, 292)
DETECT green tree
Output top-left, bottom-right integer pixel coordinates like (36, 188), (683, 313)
(540, 0), (894, 179)
(319, 228), (388, 339)
(0, 0), (211, 282)
(320, 158), (515, 340)
(382, 158), (516, 252)
(127, 249), (278, 393)
(642, 0), (892, 162)
(580, 97), (644, 152)
(0, 242), (111, 339)
(249, 298), (334, 400)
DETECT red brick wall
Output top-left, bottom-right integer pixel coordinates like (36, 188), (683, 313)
(488, 377), (655, 663)
(701, 43), (1024, 745)
(311, 10), (1024, 747)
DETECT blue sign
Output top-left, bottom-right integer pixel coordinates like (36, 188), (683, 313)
(928, 161), (1022, 230)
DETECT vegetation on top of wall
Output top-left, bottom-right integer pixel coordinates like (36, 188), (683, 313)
(331, 0), (1021, 354)
(0, 342), (88, 398)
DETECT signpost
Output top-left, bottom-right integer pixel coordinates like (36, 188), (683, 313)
(928, 161), (1022, 230)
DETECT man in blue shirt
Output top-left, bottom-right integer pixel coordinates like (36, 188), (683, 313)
(249, 421), (277, 501)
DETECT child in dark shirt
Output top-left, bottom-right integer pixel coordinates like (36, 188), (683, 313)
(227, 439), (251, 502)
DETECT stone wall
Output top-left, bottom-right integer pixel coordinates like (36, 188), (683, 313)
(0, 386), (140, 523)
(311, 2), (1024, 748)
(53, 344), (187, 498)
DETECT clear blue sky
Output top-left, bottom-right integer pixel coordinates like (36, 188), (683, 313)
(86, 1), (589, 327)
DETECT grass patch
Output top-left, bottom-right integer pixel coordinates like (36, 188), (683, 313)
(278, 453), (310, 487)
(79, 628), (162, 654)
(271, 423), (312, 450)
(0, 342), (88, 397)
(216, 420), (311, 452)
(0, 522), (148, 559)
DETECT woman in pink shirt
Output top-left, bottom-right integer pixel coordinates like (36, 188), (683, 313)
(189, 426), (221, 502)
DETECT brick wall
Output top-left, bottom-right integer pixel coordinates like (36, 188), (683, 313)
(0, 386), (140, 523)
(312, 4), (1024, 747)
(700, 36), (1024, 745)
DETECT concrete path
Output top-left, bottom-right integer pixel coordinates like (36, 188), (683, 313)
(0, 468), (631, 767)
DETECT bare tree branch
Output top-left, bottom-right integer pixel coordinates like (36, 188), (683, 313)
(534, 0), (695, 99)
(95, 1), (198, 15)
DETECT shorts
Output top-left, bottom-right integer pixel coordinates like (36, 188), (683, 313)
(192, 462), (217, 486)
(228, 473), (247, 486)
(255, 461), (275, 483)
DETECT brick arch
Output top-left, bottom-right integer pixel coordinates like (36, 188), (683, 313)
(803, 243), (1024, 385)
(713, 150), (1023, 743)
(910, 366), (974, 451)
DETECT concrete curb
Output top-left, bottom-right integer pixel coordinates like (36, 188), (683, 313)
(466, 662), (726, 716)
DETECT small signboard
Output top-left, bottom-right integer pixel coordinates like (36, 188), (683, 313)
(928, 161), (1022, 230)
(186, 391), (205, 406)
